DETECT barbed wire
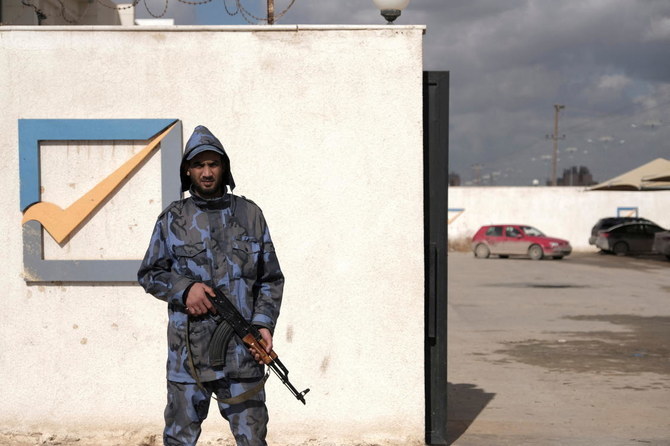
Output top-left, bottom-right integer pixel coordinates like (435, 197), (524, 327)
(176, 0), (214, 6)
(222, 0), (239, 16)
(143, 0), (169, 18)
(274, 0), (297, 21)
(55, 0), (92, 23)
(19, 0), (47, 22)
(97, 0), (142, 11)
(8, 0), (296, 26)
(223, 0), (296, 24)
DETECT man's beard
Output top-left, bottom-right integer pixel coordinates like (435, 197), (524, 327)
(192, 178), (223, 198)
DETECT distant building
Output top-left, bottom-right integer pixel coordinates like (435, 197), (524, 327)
(556, 166), (596, 186)
(449, 172), (461, 186)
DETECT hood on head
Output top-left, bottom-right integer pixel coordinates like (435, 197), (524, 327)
(180, 125), (236, 192)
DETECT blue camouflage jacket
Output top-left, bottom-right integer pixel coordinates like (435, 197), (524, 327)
(137, 125), (284, 383)
(138, 192), (284, 382)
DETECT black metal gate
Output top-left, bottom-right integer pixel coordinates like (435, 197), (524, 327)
(424, 71), (448, 445)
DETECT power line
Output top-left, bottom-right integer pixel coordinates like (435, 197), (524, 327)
(560, 96), (670, 136)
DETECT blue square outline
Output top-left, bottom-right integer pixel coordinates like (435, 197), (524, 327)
(20, 119), (183, 283)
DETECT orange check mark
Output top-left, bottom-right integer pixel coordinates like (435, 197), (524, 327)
(448, 209), (465, 224)
(22, 123), (176, 244)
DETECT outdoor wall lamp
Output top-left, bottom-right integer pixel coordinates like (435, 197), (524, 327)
(373, 0), (410, 24)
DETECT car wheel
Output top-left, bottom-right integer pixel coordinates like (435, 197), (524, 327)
(613, 241), (629, 256)
(528, 244), (544, 260)
(474, 244), (490, 259)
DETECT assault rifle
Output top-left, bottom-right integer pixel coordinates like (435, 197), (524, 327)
(208, 288), (310, 405)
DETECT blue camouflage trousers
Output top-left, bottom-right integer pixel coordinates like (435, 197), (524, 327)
(164, 378), (268, 446)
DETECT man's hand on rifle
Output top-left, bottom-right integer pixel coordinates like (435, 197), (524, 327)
(251, 328), (273, 365)
(187, 285), (273, 365)
(185, 283), (216, 316)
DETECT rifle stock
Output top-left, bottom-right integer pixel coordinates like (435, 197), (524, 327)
(208, 288), (310, 405)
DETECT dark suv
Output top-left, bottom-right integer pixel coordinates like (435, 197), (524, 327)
(589, 217), (656, 245)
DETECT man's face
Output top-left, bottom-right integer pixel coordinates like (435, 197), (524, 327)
(187, 151), (225, 198)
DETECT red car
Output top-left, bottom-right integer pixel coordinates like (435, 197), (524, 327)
(471, 224), (572, 260)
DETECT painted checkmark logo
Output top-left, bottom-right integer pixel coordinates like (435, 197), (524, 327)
(22, 123), (176, 244)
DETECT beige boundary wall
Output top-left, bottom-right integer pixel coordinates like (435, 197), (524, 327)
(0, 26), (426, 445)
(449, 187), (670, 251)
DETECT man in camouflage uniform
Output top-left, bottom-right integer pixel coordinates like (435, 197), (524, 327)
(138, 125), (284, 446)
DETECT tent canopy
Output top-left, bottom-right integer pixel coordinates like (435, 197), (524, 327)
(646, 172), (670, 182)
(588, 158), (670, 191)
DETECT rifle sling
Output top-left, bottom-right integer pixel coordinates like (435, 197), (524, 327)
(186, 316), (269, 405)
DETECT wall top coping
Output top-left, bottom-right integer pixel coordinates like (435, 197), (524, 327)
(0, 25), (426, 33)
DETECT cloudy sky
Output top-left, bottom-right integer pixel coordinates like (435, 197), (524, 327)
(136, 0), (670, 186)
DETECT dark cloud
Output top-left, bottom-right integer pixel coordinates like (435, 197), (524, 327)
(404, 0), (670, 185)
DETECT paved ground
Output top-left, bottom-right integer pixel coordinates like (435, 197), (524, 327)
(4, 251), (669, 445)
(447, 250), (670, 445)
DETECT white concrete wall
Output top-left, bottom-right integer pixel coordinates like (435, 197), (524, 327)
(0, 26), (426, 445)
(449, 186), (670, 251)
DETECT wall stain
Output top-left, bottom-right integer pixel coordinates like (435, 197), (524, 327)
(320, 356), (330, 374)
(285, 325), (294, 343)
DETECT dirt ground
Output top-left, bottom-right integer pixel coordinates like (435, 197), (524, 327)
(0, 431), (414, 446)
(448, 251), (670, 445)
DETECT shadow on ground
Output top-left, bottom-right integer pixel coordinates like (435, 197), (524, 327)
(446, 382), (495, 445)
(493, 314), (670, 378)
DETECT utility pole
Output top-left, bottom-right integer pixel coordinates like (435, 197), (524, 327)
(549, 104), (565, 186)
(267, 0), (274, 24)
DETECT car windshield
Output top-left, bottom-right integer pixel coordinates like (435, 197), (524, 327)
(521, 226), (544, 237)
